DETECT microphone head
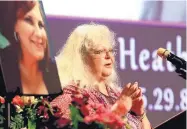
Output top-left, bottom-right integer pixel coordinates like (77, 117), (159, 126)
(157, 48), (170, 59)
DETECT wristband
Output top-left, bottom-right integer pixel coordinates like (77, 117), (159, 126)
(130, 110), (146, 122)
(135, 111), (146, 122)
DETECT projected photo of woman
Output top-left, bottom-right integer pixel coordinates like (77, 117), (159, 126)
(0, 1), (62, 95)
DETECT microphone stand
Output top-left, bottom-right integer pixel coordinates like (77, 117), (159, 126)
(175, 68), (186, 80)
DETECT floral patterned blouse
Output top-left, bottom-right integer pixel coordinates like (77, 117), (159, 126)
(51, 84), (143, 129)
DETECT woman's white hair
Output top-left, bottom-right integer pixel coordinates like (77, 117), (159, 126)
(56, 23), (120, 90)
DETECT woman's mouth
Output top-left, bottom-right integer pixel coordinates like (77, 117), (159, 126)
(105, 63), (112, 67)
(32, 41), (44, 50)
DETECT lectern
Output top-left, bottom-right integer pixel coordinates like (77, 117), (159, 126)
(155, 111), (186, 129)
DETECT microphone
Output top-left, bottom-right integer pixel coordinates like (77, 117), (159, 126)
(157, 48), (186, 79)
(157, 48), (186, 70)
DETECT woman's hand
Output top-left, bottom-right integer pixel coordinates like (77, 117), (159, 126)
(111, 82), (140, 116)
(131, 87), (145, 116)
(120, 82), (140, 100)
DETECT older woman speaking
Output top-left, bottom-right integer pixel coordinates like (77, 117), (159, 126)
(51, 23), (152, 129)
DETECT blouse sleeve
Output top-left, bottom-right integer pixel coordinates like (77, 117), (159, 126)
(50, 85), (74, 119)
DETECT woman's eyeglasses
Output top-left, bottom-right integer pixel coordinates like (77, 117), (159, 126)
(90, 49), (117, 58)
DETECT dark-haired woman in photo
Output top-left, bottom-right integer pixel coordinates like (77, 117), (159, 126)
(0, 1), (62, 95)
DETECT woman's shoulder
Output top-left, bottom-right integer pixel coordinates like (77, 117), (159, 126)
(62, 82), (91, 94)
(61, 84), (119, 99)
(57, 82), (98, 102)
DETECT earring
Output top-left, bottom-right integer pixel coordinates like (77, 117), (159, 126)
(14, 32), (18, 42)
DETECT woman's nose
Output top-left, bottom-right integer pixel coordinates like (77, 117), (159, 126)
(32, 26), (42, 43)
(105, 51), (111, 59)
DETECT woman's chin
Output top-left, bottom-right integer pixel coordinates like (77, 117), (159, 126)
(102, 71), (112, 78)
(33, 54), (45, 61)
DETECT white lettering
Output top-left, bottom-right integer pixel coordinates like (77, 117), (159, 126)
(139, 49), (150, 71)
(118, 37), (138, 70)
(117, 35), (185, 72)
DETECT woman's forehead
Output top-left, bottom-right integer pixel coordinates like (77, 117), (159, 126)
(92, 43), (113, 50)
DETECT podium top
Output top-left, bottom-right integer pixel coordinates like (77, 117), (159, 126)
(155, 110), (186, 129)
